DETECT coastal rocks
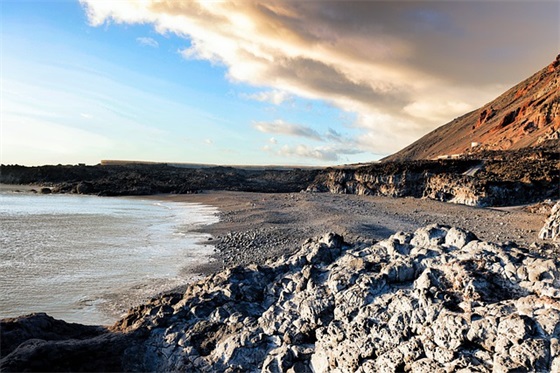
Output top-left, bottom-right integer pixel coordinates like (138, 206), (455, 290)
(540, 201), (560, 240)
(0, 313), (134, 372)
(3, 225), (559, 372)
(423, 174), (486, 206)
(306, 146), (559, 207)
(0, 313), (106, 358)
(308, 167), (489, 207)
(75, 181), (95, 194)
(0, 163), (320, 196)
(2, 144), (557, 209)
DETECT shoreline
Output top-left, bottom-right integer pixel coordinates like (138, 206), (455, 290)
(142, 190), (554, 273)
(0, 183), (44, 193)
(2, 190), (559, 371)
(0, 189), (221, 326)
(1, 187), (555, 324)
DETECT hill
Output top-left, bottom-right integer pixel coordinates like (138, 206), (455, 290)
(384, 55), (560, 162)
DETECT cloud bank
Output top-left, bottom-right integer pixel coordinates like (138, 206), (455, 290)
(80, 0), (558, 160)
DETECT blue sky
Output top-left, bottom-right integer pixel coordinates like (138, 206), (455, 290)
(1, 0), (558, 166)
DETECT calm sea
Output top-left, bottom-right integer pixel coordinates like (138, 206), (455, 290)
(0, 192), (218, 325)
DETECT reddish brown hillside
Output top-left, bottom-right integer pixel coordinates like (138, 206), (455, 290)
(384, 55), (560, 161)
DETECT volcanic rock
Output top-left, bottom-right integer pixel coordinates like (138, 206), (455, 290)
(0, 313), (137, 372)
(307, 147), (559, 207)
(540, 201), (560, 241)
(3, 225), (558, 372)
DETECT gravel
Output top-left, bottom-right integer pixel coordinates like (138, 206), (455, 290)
(151, 191), (557, 271)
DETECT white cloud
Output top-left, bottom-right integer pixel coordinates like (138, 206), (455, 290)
(274, 144), (362, 162)
(404, 100), (472, 123)
(241, 90), (291, 105)
(80, 0), (558, 157)
(254, 119), (323, 141)
(269, 137), (277, 144)
(136, 37), (159, 48)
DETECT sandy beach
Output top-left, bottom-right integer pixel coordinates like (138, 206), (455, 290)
(143, 191), (553, 273)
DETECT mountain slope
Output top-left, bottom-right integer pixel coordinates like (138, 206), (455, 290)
(384, 55), (560, 162)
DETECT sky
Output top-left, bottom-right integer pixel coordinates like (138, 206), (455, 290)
(1, 0), (558, 166)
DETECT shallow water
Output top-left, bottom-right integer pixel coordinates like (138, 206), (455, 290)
(0, 192), (218, 325)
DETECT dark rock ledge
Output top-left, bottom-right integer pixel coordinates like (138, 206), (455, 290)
(2, 225), (559, 372)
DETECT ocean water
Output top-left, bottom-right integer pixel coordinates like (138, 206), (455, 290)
(0, 192), (218, 325)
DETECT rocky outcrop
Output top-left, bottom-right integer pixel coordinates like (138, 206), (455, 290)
(308, 147), (559, 206)
(540, 202), (560, 241)
(3, 225), (559, 372)
(0, 313), (137, 372)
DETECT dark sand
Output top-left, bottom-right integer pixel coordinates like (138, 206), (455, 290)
(145, 191), (552, 273)
(3, 184), (551, 268)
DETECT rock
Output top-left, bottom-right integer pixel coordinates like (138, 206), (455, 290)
(410, 224), (449, 247)
(40, 187), (51, 194)
(444, 226), (477, 249)
(0, 313), (135, 372)
(2, 141), (557, 209)
(2, 225), (559, 372)
(305, 143), (558, 208)
(0, 313), (106, 358)
(75, 181), (94, 194)
(539, 201), (560, 240)
(0, 163), (320, 196)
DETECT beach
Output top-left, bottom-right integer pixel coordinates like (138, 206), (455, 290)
(2, 189), (558, 371)
(144, 191), (553, 273)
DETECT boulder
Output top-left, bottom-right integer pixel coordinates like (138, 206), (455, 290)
(539, 201), (560, 240)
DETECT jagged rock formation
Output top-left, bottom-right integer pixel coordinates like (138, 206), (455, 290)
(3, 225), (559, 372)
(308, 146), (559, 206)
(540, 202), (560, 241)
(384, 55), (560, 162)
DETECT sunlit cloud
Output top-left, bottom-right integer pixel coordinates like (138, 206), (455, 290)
(80, 0), (558, 158)
(254, 119), (322, 141)
(241, 90), (291, 105)
(136, 36), (159, 48)
(273, 144), (362, 162)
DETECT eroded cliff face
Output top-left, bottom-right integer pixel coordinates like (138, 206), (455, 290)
(3, 225), (558, 372)
(308, 146), (559, 207)
(1, 143), (557, 208)
(308, 169), (490, 206)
